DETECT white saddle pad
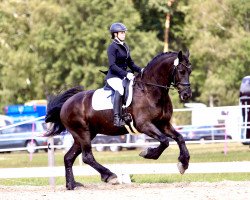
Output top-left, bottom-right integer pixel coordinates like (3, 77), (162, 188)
(92, 80), (134, 111)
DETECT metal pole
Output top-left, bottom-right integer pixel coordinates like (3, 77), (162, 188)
(244, 102), (248, 139)
(48, 137), (55, 188)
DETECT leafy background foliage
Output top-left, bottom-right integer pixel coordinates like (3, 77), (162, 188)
(0, 0), (249, 111)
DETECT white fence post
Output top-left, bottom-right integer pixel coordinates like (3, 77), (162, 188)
(48, 137), (55, 188)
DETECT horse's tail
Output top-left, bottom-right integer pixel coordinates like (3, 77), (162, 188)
(45, 86), (84, 137)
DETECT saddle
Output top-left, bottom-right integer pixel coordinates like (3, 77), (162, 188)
(92, 78), (134, 111)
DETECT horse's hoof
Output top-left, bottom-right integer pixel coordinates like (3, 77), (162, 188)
(177, 162), (185, 174)
(74, 181), (84, 188)
(66, 183), (75, 190)
(103, 174), (119, 185)
(107, 177), (120, 185)
(139, 149), (149, 158)
(66, 181), (84, 190)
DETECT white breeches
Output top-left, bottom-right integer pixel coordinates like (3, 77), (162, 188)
(107, 77), (124, 95)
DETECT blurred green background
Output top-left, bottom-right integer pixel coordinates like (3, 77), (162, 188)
(0, 0), (249, 110)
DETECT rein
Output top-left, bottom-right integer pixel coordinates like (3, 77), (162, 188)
(134, 80), (175, 90)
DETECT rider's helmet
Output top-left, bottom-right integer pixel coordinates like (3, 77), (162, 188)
(110, 22), (127, 39)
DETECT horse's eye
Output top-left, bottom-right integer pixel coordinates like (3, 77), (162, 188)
(178, 70), (185, 75)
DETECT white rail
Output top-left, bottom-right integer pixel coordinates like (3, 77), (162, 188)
(0, 162), (250, 178)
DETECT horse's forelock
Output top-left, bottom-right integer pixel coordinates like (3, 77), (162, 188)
(182, 53), (190, 63)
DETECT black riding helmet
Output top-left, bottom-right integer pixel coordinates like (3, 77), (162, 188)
(110, 22), (127, 39)
(110, 22), (127, 33)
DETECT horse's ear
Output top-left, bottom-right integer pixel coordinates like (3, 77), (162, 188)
(178, 51), (183, 61)
(185, 49), (190, 58)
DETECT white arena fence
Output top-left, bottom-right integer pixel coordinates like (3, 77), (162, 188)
(1, 162), (250, 179)
(0, 105), (249, 153)
(0, 105), (250, 183)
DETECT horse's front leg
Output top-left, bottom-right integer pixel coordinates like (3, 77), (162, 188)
(166, 126), (190, 174)
(139, 122), (169, 160)
(64, 141), (83, 190)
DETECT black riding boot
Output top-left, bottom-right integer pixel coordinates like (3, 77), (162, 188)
(113, 91), (125, 127)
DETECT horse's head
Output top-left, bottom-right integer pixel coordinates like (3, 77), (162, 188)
(172, 50), (192, 101)
(138, 50), (192, 101)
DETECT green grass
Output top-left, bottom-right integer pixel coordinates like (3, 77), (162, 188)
(0, 142), (250, 186)
(1, 143), (250, 167)
(0, 142), (249, 168)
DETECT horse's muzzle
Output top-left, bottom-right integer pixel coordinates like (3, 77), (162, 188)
(177, 84), (192, 101)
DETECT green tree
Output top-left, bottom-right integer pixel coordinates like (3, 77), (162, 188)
(184, 0), (250, 106)
(133, 0), (188, 51)
(0, 0), (162, 110)
(0, 1), (39, 106)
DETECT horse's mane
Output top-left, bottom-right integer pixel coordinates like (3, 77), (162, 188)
(145, 51), (178, 71)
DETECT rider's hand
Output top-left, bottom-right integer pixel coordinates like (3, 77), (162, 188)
(126, 72), (134, 80)
(141, 68), (144, 73)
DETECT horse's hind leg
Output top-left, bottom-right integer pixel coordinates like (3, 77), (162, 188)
(81, 143), (118, 184)
(72, 128), (118, 184)
(64, 141), (83, 190)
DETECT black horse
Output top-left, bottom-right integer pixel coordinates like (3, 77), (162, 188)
(45, 50), (192, 190)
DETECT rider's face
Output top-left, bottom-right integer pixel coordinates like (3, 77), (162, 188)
(117, 31), (126, 41)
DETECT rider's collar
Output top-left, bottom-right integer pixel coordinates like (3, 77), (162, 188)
(114, 37), (124, 45)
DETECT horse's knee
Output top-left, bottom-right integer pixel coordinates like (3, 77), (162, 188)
(82, 152), (95, 165)
(176, 134), (185, 144)
(82, 156), (89, 164)
(160, 136), (169, 146)
(64, 149), (81, 167)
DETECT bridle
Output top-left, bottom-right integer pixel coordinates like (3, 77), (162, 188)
(135, 61), (191, 93)
(171, 62), (191, 93)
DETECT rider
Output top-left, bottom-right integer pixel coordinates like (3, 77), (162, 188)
(106, 22), (143, 127)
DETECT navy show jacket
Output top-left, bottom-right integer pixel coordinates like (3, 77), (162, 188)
(105, 39), (141, 80)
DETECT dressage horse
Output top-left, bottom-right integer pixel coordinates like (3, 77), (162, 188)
(45, 50), (192, 190)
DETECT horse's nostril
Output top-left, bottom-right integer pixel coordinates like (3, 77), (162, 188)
(181, 92), (191, 101)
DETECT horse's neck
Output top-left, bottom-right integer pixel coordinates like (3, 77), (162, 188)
(142, 57), (173, 86)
